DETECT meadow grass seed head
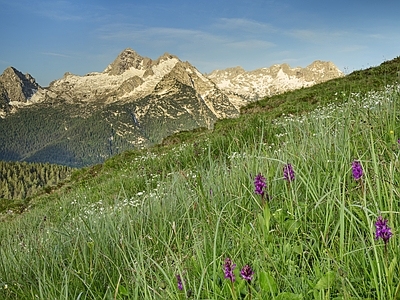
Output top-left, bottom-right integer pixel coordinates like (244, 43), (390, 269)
(223, 258), (236, 282)
(375, 215), (393, 245)
(254, 173), (266, 196)
(240, 264), (254, 282)
(283, 163), (295, 182)
(351, 160), (363, 181)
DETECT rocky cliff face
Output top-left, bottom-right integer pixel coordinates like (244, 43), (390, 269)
(104, 48), (153, 75)
(28, 48), (239, 123)
(207, 60), (343, 107)
(0, 67), (42, 116)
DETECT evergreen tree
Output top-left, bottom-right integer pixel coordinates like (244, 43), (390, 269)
(0, 161), (75, 200)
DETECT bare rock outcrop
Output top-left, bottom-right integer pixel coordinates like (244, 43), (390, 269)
(104, 48), (152, 75)
(207, 61), (344, 106)
(0, 67), (41, 103)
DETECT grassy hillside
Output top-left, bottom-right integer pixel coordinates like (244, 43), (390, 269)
(0, 58), (400, 299)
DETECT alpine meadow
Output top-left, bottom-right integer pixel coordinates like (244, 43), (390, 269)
(1, 56), (400, 299)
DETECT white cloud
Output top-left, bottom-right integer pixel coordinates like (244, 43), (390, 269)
(14, 0), (81, 21)
(4, 0), (104, 22)
(286, 28), (347, 42)
(338, 45), (367, 53)
(97, 19), (276, 54)
(214, 18), (277, 33)
(98, 24), (224, 44)
(225, 39), (276, 50)
(0, 59), (10, 65)
(41, 52), (71, 58)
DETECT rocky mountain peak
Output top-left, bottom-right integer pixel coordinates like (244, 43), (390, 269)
(153, 52), (179, 66)
(0, 66), (41, 104)
(104, 48), (152, 75)
(207, 61), (344, 103)
(208, 66), (245, 78)
(2, 67), (38, 87)
(155, 61), (194, 89)
(303, 60), (343, 79)
(1, 49), (344, 124)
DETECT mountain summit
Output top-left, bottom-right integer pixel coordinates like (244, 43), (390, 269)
(28, 49), (239, 119)
(0, 49), (343, 166)
(0, 67), (42, 116)
(104, 48), (153, 75)
(207, 61), (343, 103)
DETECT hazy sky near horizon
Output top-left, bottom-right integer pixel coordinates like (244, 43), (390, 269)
(1, 0), (399, 86)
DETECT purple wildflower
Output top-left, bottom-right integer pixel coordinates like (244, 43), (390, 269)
(283, 163), (295, 182)
(176, 274), (183, 290)
(240, 264), (254, 283)
(351, 160), (363, 181)
(375, 215), (393, 245)
(254, 173), (266, 196)
(223, 258), (236, 282)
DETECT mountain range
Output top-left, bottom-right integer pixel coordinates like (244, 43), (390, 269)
(0, 48), (343, 167)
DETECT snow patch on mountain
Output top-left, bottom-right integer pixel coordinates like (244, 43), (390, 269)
(207, 61), (343, 106)
(30, 55), (180, 104)
(3, 49), (343, 125)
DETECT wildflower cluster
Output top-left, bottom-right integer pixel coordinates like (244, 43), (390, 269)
(176, 274), (183, 291)
(254, 173), (266, 196)
(283, 163), (295, 182)
(351, 160), (363, 181)
(240, 264), (255, 282)
(223, 258), (254, 283)
(223, 257), (236, 282)
(375, 215), (393, 247)
(254, 164), (295, 202)
(175, 133), (396, 297)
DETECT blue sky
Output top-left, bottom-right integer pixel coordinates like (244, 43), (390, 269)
(1, 0), (399, 86)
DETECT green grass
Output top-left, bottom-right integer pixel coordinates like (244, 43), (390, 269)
(1, 59), (400, 299)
